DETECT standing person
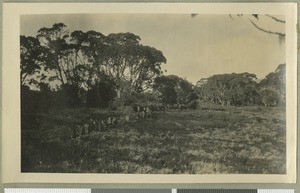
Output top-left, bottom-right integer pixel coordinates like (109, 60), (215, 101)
(142, 107), (146, 118)
(146, 106), (152, 118)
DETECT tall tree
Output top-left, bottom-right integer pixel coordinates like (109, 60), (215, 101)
(20, 35), (46, 85)
(101, 33), (167, 100)
(22, 23), (167, 107)
(37, 23), (70, 86)
(154, 75), (198, 107)
(67, 30), (106, 90)
(259, 64), (286, 106)
(153, 75), (178, 105)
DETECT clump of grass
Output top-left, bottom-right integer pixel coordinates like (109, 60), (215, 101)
(255, 117), (263, 123)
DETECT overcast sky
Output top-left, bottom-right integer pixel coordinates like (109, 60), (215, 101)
(20, 14), (285, 84)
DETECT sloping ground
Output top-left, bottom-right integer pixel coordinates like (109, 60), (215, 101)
(21, 106), (286, 174)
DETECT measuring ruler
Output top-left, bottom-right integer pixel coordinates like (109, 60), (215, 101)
(4, 189), (294, 193)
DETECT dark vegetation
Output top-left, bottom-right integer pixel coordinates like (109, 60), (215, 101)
(21, 23), (286, 173)
(22, 104), (286, 174)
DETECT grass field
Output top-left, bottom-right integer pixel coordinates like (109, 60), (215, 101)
(21, 104), (286, 174)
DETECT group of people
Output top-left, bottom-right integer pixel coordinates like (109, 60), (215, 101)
(72, 103), (192, 139)
(133, 103), (190, 113)
(73, 116), (118, 138)
(133, 105), (153, 119)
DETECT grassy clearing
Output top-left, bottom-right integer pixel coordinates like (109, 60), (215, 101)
(21, 104), (286, 174)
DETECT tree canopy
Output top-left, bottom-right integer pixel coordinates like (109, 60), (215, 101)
(153, 75), (198, 108)
(195, 72), (260, 106)
(21, 23), (167, 107)
(259, 64), (286, 106)
(21, 22), (285, 109)
(195, 64), (286, 107)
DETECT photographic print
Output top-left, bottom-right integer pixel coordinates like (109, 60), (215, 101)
(2, 3), (297, 183)
(20, 13), (287, 174)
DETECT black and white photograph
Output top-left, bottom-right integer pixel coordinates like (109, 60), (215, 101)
(20, 13), (288, 174)
(2, 3), (297, 183)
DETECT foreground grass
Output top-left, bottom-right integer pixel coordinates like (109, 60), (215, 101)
(21, 105), (286, 174)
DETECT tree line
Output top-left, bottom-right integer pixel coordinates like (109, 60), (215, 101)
(21, 23), (286, 113)
(195, 64), (285, 107)
(21, 23), (167, 109)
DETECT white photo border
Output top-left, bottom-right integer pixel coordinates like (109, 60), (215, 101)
(2, 3), (297, 183)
